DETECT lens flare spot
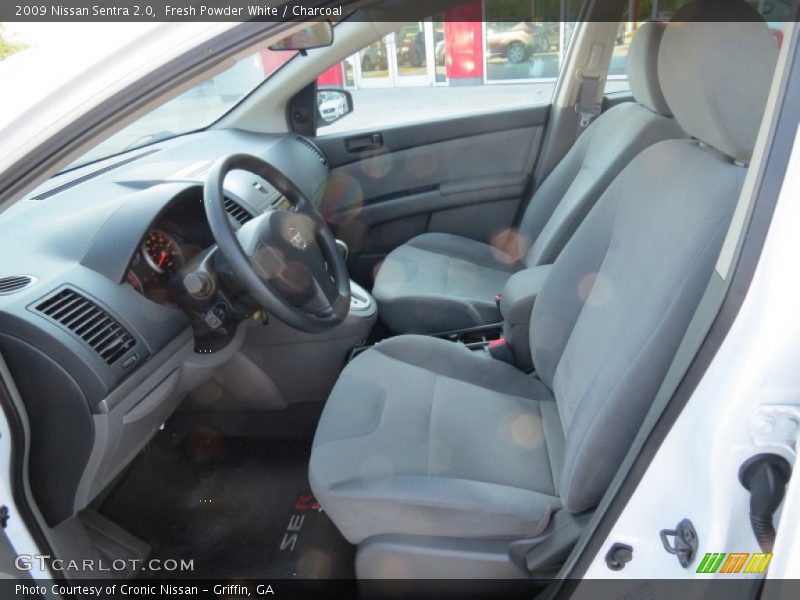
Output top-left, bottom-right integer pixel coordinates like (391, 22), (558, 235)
(490, 228), (529, 264)
(361, 152), (392, 179)
(405, 147), (438, 179)
(252, 245), (286, 280)
(578, 272), (614, 306)
(296, 549), (332, 578)
(320, 172), (364, 222)
(372, 255), (415, 292)
(498, 412), (543, 448)
(372, 555), (412, 579)
(509, 412), (543, 448)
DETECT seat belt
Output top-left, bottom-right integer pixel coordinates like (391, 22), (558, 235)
(574, 42), (606, 131)
(575, 72), (602, 129)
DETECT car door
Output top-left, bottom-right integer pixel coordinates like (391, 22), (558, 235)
(315, 107), (546, 285)
(312, 17), (567, 286)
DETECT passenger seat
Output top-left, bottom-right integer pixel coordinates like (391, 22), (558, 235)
(372, 22), (686, 334)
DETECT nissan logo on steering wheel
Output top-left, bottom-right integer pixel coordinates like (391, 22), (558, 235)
(287, 227), (307, 250)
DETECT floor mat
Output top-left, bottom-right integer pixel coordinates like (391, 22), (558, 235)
(100, 429), (355, 579)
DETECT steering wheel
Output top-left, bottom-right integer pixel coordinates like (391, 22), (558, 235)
(204, 153), (350, 333)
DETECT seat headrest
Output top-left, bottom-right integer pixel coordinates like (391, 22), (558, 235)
(627, 22), (671, 116)
(658, 1), (778, 163)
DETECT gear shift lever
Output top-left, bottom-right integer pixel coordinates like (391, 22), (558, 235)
(335, 239), (349, 261)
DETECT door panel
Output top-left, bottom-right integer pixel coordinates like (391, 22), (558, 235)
(360, 185), (524, 252)
(327, 128), (538, 202)
(320, 106), (547, 168)
(428, 197), (520, 241)
(315, 105), (548, 286)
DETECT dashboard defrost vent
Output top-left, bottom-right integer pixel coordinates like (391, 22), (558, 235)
(31, 148), (161, 200)
(0, 275), (35, 295)
(296, 136), (327, 165)
(35, 288), (135, 365)
(223, 196), (254, 226)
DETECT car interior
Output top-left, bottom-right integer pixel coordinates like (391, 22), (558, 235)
(0, 0), (784, 588)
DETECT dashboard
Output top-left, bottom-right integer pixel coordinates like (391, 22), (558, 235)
(0, 129), (329, 526)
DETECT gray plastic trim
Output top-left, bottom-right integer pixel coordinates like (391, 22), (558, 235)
(356, 535), (528, 580)
(337, 176), (529, 228)
(74, 328), (194, 513)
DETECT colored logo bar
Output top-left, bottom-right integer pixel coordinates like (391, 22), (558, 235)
(696, 552), (773, 574)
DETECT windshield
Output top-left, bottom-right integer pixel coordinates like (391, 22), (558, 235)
(67, 47), (297, 171)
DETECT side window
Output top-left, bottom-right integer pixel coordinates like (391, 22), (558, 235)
(316, 0), (583, 136)
(603, 22), (639, 96)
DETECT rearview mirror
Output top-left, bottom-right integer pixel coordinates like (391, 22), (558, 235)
(317, 89), (353, 125)
(269, 22), (334, 52)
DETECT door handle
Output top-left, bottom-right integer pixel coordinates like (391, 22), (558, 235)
(345, 133), (383, 153)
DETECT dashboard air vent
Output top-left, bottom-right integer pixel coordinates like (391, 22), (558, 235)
(35, 288), (136, 365)
(0, 275), (35, 295)
(223, 196), (254, 226)
(296, 136), (327, 165)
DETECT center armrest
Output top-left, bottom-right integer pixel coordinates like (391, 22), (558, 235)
(499, 265), (553, 370)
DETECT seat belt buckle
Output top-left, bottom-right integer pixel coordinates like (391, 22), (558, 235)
(495, 294), (503, 314)
(575, 103), (602, 128)
(488, 337), (515, 364)
(575, 66), (603, 130)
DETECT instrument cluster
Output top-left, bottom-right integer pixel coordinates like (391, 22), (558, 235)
(126, 228), (193, 302)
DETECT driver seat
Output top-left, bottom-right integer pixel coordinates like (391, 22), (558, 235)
(310, 8), (776, 577)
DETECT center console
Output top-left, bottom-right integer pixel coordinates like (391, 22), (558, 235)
(436, 265), (553, 370)
(439, 324), (503, 351)
(496, 265), (552, 370)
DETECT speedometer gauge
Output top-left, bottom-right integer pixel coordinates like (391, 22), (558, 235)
(142, 230), (183, 274)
